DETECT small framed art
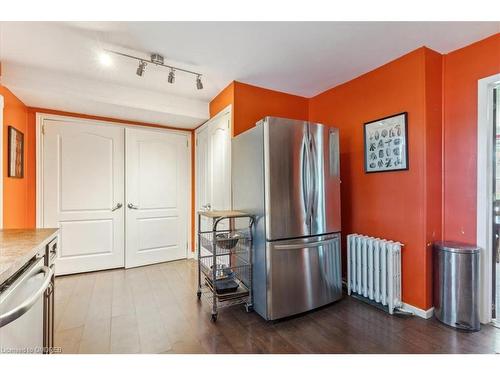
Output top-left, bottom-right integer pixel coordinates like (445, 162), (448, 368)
(8, 126), (24, 178)
(363, 112), (408, 173)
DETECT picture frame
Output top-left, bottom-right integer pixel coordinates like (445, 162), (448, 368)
(8, 126), (24, 178)
(363, 112), (408, 173)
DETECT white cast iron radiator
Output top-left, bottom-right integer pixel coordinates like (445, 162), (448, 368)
(347, 234), (403, 314)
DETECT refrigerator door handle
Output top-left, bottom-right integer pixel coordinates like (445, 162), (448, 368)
(308, 131), (317, 217)
(301, 137), (309, 221)
(274, 237), (338, 250)
(306, 129), (314, 229)
(302, 130), (313, 231)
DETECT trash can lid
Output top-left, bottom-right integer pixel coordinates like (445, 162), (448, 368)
(433, 241), (480, 254)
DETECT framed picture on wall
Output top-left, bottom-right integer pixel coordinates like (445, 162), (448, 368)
(363, 112), (408, 173)
(8, 126), (24, 178)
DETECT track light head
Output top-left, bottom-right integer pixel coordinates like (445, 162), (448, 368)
(168, 68), (175, 84)
(136, 60), (147, 77)
(196, 75), (203, 90)
(150, 53), (164, 65)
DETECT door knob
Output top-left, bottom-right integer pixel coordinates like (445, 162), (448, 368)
(127, 203), (139, 210)
(111, 203), (123, 212)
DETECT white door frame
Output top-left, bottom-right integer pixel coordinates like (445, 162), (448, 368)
(193, 105), (232, 257)
(0, 94), (4, 229)
(477, 73), (500, 324)
(36, 112), (193, 261)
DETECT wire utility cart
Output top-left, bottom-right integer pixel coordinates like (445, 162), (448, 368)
(197, 210), (254, 322)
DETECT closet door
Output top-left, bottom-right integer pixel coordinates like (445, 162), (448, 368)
(196, 110), (232, 233)
(125, 128), (189, 268)
(42, 120), (125, 275)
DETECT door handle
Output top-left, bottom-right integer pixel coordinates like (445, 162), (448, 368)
(274, 237), (338, 250)
(308, 134), (317, 217)
(111, 203), (123, 212)
(0, 266), (54, 328)
(304, 129), (313, 227)
(127, 203), (139, 210)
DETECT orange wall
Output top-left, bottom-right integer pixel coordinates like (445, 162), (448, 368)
(209, 82), (234, 118)
(442, 33), (500, 243)
(1, 85), (31, 228)
(308, 48), (442, 310)
(209, 81), (309, 136)
(423, 48), (444, 306)
(232, 81), (309, 136)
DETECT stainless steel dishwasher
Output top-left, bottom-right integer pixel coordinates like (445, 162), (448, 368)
(0, 252), (53, 354)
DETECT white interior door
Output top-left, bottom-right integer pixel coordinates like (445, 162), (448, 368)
(42, 120), (125, 275)
(125, 128), (189, 268)
(196, 110), (232, 233)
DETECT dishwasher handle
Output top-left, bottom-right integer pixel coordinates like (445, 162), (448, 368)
(0, 265), (53, 328)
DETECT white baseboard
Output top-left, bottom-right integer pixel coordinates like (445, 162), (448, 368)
(401, 302), (434, 319)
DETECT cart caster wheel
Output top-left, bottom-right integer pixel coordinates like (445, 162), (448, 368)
(211, 313), (218, 322)
(197, 291), (201, 300)
(245, 304), (253, 313)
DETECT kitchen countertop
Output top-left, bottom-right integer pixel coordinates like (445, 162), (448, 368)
(0, 228), (59, 285)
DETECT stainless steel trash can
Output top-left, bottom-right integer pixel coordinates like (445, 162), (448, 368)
(433, 242), (480, 331)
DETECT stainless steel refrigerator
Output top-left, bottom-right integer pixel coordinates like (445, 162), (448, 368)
(232, 116), (342, 320)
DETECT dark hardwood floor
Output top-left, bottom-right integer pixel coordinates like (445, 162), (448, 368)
(54, 259), (500, 354)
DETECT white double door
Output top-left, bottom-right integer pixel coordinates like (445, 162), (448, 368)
(42, 120), (189, 275)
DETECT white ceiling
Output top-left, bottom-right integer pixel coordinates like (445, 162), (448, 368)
(1, 21), (499, 129)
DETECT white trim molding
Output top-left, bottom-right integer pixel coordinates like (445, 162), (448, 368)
(476, 73), (500, 324)
(401, 303), (434, 319)
(0, 94), (4, 229)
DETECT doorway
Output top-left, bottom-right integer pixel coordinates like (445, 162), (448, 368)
(493, 85), (500, 324)
(477, 73), (500, 325)
(38, 115), (190, 275)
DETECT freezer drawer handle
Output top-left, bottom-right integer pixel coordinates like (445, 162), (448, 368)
(274, 237), (338, 250)
(0, 266), (53, 328)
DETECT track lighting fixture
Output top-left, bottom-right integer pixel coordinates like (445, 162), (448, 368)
(196, 75), (203, 90)
(107, 50), (204, 90)
(136, 60), (147, 77)
(168, 68), (175, 84)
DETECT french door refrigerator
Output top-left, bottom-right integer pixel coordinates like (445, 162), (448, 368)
(232, 116), (342, 320)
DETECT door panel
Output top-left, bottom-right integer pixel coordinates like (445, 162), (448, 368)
(59, 220), (113, 257)
(309, 124), (342, 235)
(264, 117), (310, 240)
(126, 128), (189, 268)
(266, 233), (342, 320)
(43, 120), (125, 275)
(137, 142), (178, 208)
(137, 216), (179, 250)
(59, 132), (113, 210)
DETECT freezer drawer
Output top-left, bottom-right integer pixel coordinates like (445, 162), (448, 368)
(266, 233), (342, 320)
